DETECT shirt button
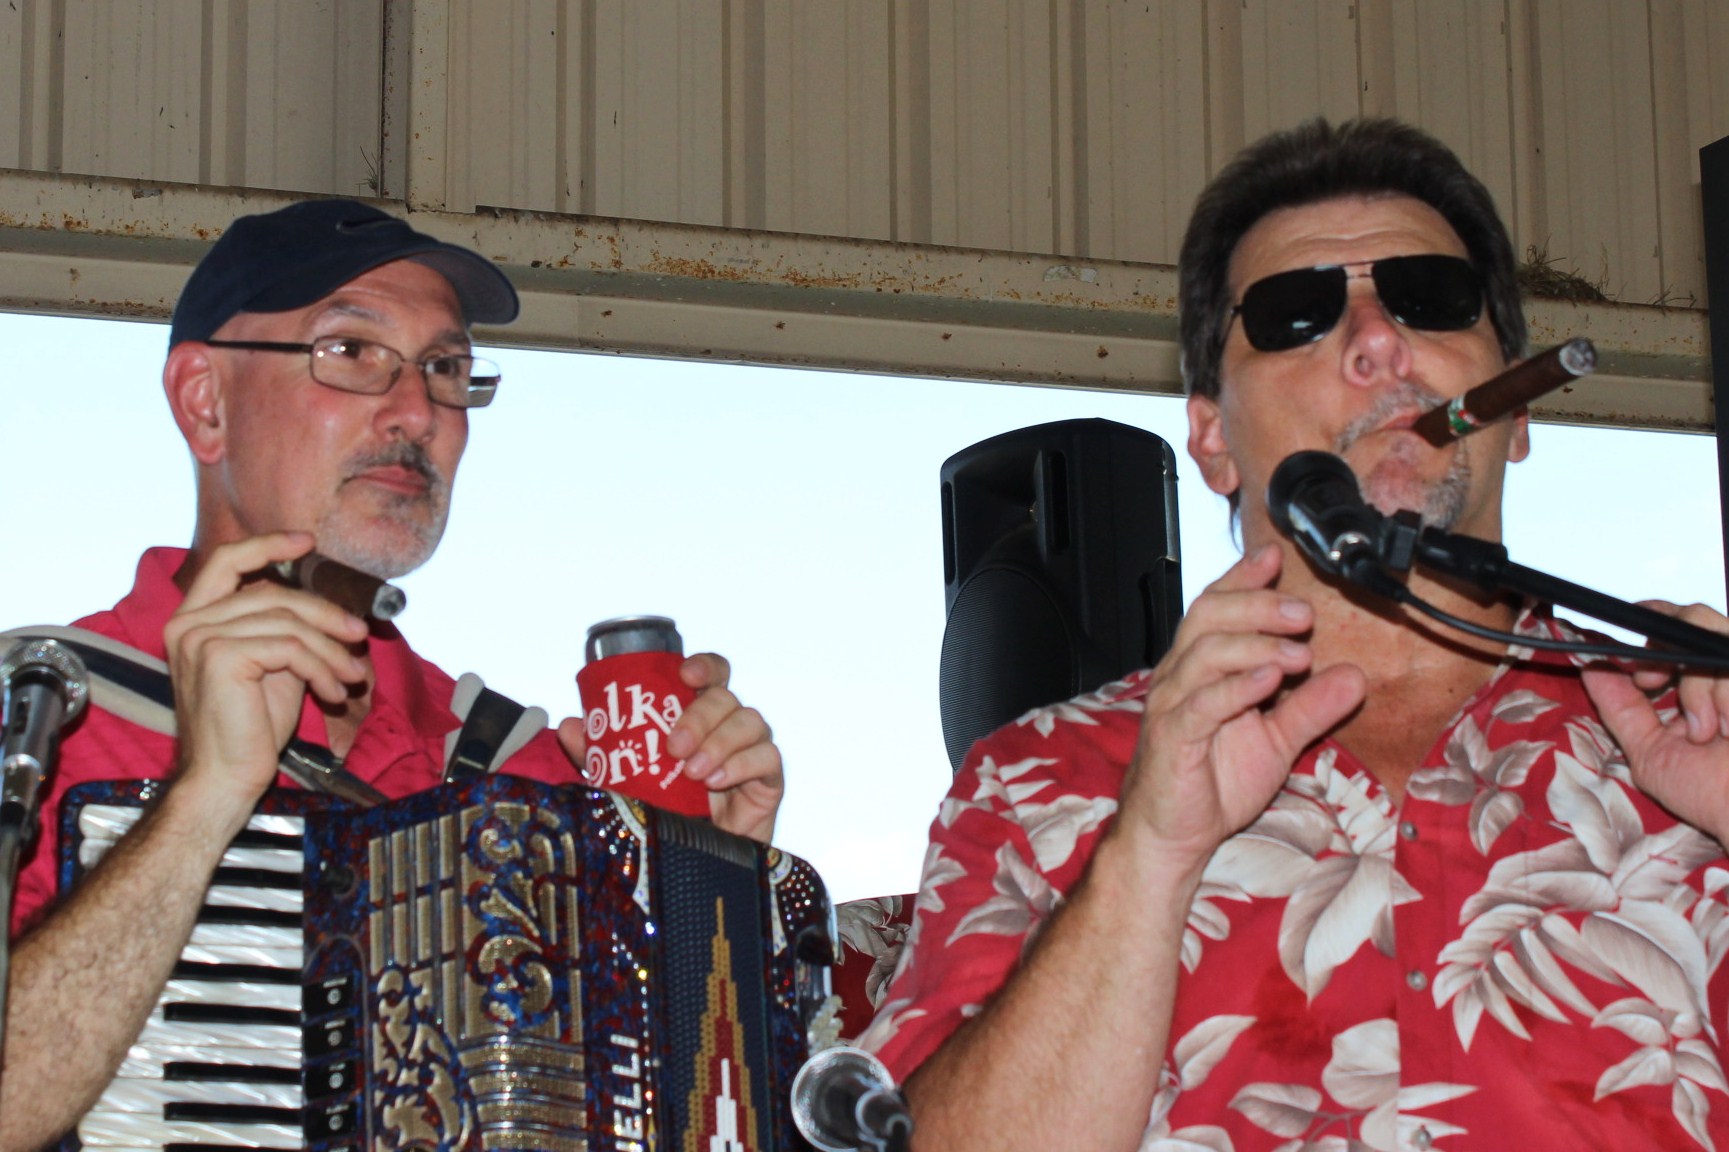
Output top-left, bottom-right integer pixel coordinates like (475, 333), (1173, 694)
(1414, 1127), (1434, 1149)
(1407, 969), (1429, 992)
(1399, 820), (1419, 841)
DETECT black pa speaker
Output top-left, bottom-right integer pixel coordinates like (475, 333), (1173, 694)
(938, 418), (1183, 771)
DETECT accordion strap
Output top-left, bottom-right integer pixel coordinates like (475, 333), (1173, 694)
(0, 624), (388, 807)
(1, 627), (550, 801)
(443, 672), (549, 783)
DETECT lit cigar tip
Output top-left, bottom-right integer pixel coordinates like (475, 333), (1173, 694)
(1559, 336), (1596, 377)
(372, 585), (408, 620)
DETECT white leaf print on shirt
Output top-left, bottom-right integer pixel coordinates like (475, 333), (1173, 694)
(905, 840), (965, 947)
(947, 841), (1061, 945)
(1435, 742), (1726, 1149)
(836, 896), (910, 1009)
(1142, 1016), (1255, 1151)
(1592, 997), (1728, 1149)
(940, 753), (1055, 828)
(1230, 1020), (1475, 1150)
(1490, 689), (1562, 726)
(1406, 710), (1552, 854)
(852, 995), (924, 1057)
(1013, 676), (1146, 737)
(942, 754), (1117, 874)
(1438, 813), (1720, 1053)
(1203, 751), (1417, 998)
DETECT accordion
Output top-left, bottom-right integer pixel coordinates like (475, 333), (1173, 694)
(60, 776), (834, 1152)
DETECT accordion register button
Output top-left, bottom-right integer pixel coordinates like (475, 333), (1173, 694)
(304, 973), (357, 1014)
(318, 862), (358, 897)
(306, 1057), (360, 1101)
(305, 1018), (354, 1057)
(311, 1100), (359, 1138)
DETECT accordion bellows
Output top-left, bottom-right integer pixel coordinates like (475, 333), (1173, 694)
(62, 776), (834, 1152)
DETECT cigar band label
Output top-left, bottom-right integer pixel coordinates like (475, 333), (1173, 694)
(1446, 397), (1486, 436)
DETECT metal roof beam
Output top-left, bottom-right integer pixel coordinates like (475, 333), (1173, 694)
(0, 169), (1709, 431)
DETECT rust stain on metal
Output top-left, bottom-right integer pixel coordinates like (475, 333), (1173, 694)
(652, 255), (755, 283)
(639, 248), (977, 297)
(779, 266), (868, 290)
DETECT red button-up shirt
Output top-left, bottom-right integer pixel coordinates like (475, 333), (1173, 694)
(863, 607), (1729, 1149)
(9, 547), (577, 936)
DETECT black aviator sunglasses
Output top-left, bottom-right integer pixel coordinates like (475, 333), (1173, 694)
(1230, 253), (1485, 352)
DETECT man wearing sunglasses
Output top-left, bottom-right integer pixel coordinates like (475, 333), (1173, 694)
(0, 200), (784, 1149)
(863, 119), (1729, 1148)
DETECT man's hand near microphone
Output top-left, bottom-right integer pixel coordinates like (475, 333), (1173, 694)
(898, 538), (1365, 1152)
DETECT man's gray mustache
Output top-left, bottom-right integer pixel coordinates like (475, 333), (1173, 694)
(1333, 380), (1445, 455)
(344, 443), (444, 490)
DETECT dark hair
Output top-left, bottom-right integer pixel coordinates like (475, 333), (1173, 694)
(1178, 118), (1526, 399)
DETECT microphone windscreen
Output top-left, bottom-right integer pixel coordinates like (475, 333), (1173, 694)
(0, 638), (90, 722)
(1266, 450), (1361, 534)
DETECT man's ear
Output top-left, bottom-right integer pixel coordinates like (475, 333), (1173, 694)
(1507, 406), (1532, 464)
(163, 342), (226, 465)
(1187, 393), (1240, 497)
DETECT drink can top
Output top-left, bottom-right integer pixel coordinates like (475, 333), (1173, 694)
(584, 615), (683, 662)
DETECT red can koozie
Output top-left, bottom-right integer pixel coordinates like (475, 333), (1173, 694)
(575, 617), (710, 818)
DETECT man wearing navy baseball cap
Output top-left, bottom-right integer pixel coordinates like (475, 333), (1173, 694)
(0, 199), (785, 1148)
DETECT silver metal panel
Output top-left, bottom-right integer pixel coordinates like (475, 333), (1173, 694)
(0, 0), (58, 170)
(5, 0), (380, 195)
(1649, 0), (1729, 309)
(58, 1), (198, 185)
(1524, 0), (1663, 305)
(1362, 0), (1519, 220)
(1074, 1), (1213, 263)
(577, 0), (726, 226)
(1237, 0), (1361, 139)
(758, 0), (894, 242)
(226, 1), (384, 197)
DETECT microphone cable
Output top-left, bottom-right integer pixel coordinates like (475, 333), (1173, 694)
(1374, 580), (1729, 673)
(1266, 450), (1729, 673)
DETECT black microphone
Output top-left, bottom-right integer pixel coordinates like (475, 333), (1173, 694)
(1265, 451), (1403, 597)
(791, 1046), (914, 1152)
(0, 639), (90, 837)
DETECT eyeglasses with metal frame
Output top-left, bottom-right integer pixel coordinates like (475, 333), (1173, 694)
(1229, 253), (1485, 353)
(203, 335), (501, 409)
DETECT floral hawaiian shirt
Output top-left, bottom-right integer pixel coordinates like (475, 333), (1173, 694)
(862, 607), (1729, 1149)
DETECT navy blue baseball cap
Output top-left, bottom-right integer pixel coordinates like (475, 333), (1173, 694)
(169, 198), (519, 346)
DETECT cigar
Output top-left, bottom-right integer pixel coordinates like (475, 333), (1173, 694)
(1412, 337), (1596, 447)
(270, 552), (407, 621)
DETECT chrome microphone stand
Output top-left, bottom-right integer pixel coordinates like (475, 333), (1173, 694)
(0, 639), (90, 1075)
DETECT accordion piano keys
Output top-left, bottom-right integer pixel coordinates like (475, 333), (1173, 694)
(70, 802), (310, 1152)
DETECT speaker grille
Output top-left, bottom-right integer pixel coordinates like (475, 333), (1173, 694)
(939, 565), (1078, 770)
